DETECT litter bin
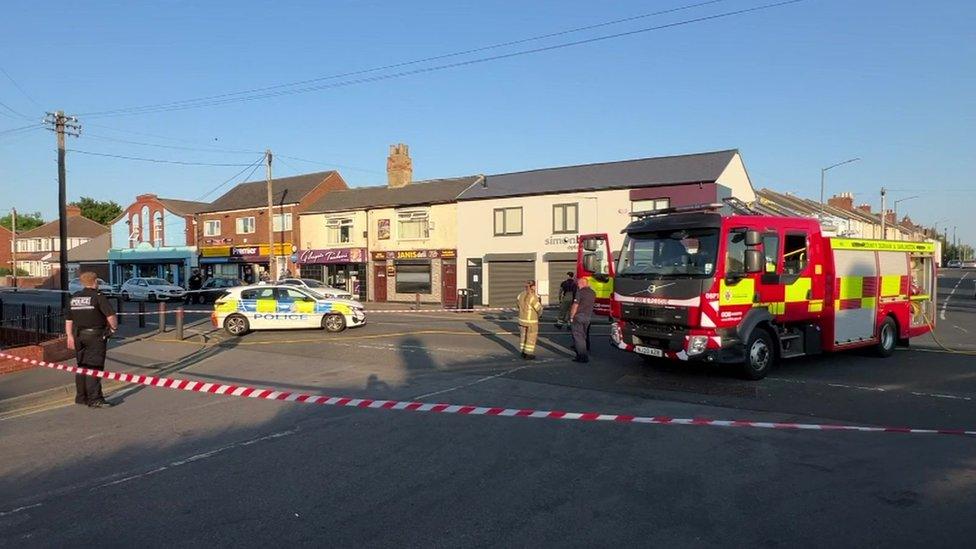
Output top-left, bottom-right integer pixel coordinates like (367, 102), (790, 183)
(457, 289), (472, 310)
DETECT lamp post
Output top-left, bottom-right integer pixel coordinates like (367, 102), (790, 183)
(893, 195), (918, 240)
(819, 158), (860, 219)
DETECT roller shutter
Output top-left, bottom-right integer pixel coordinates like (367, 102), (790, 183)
(547, 261), (576, 305)
(487, 260), (535, 307)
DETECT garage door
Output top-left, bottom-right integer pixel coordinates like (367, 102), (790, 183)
(547, 261), (576, 305)
(487, 261), (535, 307)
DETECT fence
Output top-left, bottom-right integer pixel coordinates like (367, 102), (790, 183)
(0, 299), (65, 347)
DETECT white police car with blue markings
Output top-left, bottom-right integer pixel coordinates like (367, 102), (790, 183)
(212, 284), (366, 336)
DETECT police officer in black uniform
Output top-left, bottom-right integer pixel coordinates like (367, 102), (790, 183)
(65, 271), (119, 408)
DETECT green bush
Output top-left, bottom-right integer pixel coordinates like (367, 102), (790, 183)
(0, 267), (30, 276)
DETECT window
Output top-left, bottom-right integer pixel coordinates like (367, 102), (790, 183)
(493, 207), (522, 236)
(552, 203), (579, 234)
(617, 229), (719, 277)
(725, 231), (748, 274)
(762, 234), (780, 273)
(395, 261), (431, 294)
(783, 233), (808, 275)
(204, 220), (221, 237)
(632, 198), (671, 212)
(272, 213), (293, 232)
(397, 210), (429, 240)
(278, 287), (311, 300)
(236, 216), (256, 234)
(325, 217), (353, 244)
(153, 212), (163, 246)
(241, 287), (275, 300)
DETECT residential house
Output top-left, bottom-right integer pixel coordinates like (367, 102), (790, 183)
(299, 144), (477, 304)
(107, 194), (210, 286)
(0, 225), (13, 277)
(13, 206), (109, 286)
(67, 232), (111, 281)
(456, 149), (757, 306)
(196, 171), (347, 283)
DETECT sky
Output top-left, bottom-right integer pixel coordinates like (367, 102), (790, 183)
(1, 0), (974, 244)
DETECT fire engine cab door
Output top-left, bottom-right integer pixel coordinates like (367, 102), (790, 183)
(577, 233), (615, 316)
(776, 230), (822, 321)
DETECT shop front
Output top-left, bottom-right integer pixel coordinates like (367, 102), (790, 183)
(294, 247), (367, 301)
(369, 249), (457, 306)
(199, 243), (293, 283)
(108, 244), (197, 287)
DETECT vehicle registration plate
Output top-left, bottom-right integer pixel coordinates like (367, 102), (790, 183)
(634, 345), (663, 357)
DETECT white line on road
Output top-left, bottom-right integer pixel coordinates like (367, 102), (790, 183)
(413, 361), (553, 400)
(769, 377), (974, 402)
(0, 502), (42, 517)
(940, 272), (969, 321)
(953, 325), (969, 333)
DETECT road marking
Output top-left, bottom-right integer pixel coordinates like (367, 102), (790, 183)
(413, 361), (554, 400)
(940, 272), (969, 320)
(769, 377), (973, 402)
(0, 503), (42, 517)
(953, 325), (969, 333)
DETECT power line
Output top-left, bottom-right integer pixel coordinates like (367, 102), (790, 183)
(66, 149), (257, 166)
(84, 133), (263, 155)
(0, 100), (32, 121)
(0, 65), (42, 108)
(0, 123), (41, 136)
(194, 155), (266, 201)
(276, 154), (383, 175)
(83, 0), (801, 118)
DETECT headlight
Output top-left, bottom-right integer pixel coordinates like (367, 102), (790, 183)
(687, 335), (709, 356)
(610, 321), (622, 345)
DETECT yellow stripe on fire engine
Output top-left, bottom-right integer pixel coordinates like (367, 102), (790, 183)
(880, 275), (902, 297)
(754, 302), (785, 315)
(808, 299), (824, 313)
(719, 277), (755, 306)
(784, 277), (811, 303)
(837, 276), (863, 300)
(831, 238), (935, 253)
(861, 297), (877, 310)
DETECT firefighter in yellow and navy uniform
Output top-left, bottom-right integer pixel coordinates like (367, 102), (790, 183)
(516, 280), (543, 360)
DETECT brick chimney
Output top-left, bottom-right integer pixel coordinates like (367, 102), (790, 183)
(827, 192), (854, 211)
(856, 203), (873, 214)
(66, 205), (82, 217)
(387, 143), (412, 188)
(884, 210), (896, 226)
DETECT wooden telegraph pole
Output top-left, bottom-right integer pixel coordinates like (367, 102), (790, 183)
(265, 149), (276, 282)
(44, 111), (81, 306)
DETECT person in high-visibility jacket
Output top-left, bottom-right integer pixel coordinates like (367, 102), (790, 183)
(516, 280), (543, 360)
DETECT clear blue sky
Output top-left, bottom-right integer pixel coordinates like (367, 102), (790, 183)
(1, 0), (973, 244)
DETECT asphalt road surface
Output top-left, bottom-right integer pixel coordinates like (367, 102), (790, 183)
(1, 270), (975, 547)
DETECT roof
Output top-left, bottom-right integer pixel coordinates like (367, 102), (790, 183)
(17, 214), (109, 239)
(457, 149), (738, 201)
(202, 171), (337, 213)
(158, 198), (211, 215)
(67, 232), (111, 262)
(304, 176), (480, 214)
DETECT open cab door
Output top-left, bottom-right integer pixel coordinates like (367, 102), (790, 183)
(577, 233), (615, 316)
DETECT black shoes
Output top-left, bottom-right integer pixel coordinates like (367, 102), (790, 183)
(573, 355), (590, 363)
(88, 399), (115, 408)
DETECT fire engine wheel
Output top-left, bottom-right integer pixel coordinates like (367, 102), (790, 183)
(224, 314), (250, 337)
(874, 317), (898, 358)
(741, 329), (775, 380)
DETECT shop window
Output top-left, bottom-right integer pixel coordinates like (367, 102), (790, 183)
(204, 220), (221, 237)
(326, 217), (354, 244)
(493, 207), (522, 236)
(395, 261), (432, 294)
(236, 216), (255, 235)
(397, 210), (429, 240)
(272, 213), (293, 232)
(632, 198), (670, 212)
(552, 203), (578, 234)
(784, 233), (808, 275)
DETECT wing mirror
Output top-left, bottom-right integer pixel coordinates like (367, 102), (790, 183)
(745, 230), (762, 247)
(582, 238), (602, 252)
(744, 249), (764, 273)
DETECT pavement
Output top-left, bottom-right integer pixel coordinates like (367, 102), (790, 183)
(0, 270), (975, 546)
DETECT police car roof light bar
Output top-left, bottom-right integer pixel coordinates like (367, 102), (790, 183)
(629, 203), (724, 219)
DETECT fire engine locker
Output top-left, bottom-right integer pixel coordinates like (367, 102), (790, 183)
(832, 249), (878, 344)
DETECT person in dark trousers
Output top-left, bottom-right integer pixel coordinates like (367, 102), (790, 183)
(570, 277), (595, 363)
(65, 271), (119, 408)
(556, 272), (577, 329)
(186, 269), (203, 303)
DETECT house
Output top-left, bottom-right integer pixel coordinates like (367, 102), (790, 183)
(66, 232), (111, 281)
(106, 194), (210, 286)
(0, 225), (13, 278)
(12, 206), (109, 286)
(299, 144), (477, 305)
(455, 149), (757, 306)
(195, 170), (347, 283)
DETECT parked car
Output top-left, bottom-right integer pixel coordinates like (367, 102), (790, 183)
(213, 284), (366, 336)
(192, 277), (245, 304)
(962, 260), (976, 269)
(120, 277), (186, 302)
(67, 277), (114, 295)
(946, 260), (962, 268)
(279, 278), (354, 300)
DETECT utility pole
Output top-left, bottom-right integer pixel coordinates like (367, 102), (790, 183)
(10, 207), (16, 288)
(952, 226), (957, 260)
(265, 149), (276, 282)
(44, 111), (81, 307)
(880, 187), (887, 239)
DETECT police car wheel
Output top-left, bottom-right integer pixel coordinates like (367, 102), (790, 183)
(874, 317), (897, 358)
(741, 329), (775, 380)
(224, 314), (250, 336)
(322, 314), (346, 333)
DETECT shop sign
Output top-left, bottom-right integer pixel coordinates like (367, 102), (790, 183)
(201, 246), (231, 257)
(296, 247), (366, 264)
(377, 219), (391, 240)
(232, 246), (260, 257)
(371, 249), (457, 261)
(544, 235), (581, 250)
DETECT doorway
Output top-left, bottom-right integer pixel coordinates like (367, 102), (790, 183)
(466, 258), (482, 306)
(373, 263), (387, 302)
(441, 260), (457, 307)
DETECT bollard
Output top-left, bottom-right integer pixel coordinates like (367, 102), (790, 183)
(175, 306), (184, 340)
(158, 302), (166, 334)
(116, 297), (123, 324)
(138, 301), (146, 328)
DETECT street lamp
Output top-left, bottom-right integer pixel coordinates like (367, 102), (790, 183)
(893, 195), (918, 239)
(819, 158), (861, 219)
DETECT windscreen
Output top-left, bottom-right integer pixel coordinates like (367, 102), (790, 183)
(146, 278), (169, 285)
(617, 228), (719, 277)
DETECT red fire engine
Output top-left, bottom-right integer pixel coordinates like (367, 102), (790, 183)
(576, 204), (937, 379)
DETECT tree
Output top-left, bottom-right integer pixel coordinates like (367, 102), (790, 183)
(0, 211), (44, 232)
(70, 197), (122, 225)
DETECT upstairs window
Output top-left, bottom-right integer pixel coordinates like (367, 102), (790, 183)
(552, 203), (578, 234)
(272, 213), (293, 232)
(236, 217), (256, 235)
(398, 210), (430, 240)
(325, 217), (354, 244)
(204, 220), (221, 237)
(493, 207), (522, 236)
(632, 198), (670, 212)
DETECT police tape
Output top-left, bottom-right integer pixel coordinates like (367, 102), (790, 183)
(1, 351), (973, 437)
(112, 307), (518, 316)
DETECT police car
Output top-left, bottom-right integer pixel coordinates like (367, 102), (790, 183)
(212, 284), (366, 336)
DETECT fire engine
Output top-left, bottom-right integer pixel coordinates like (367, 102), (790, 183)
(576, 204), (937, 379)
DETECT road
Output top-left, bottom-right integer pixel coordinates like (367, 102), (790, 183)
(1, 271), (975, 546)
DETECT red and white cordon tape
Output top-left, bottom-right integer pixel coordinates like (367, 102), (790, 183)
(1, 352), (973, 437)
(114, 307), (516, 316)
